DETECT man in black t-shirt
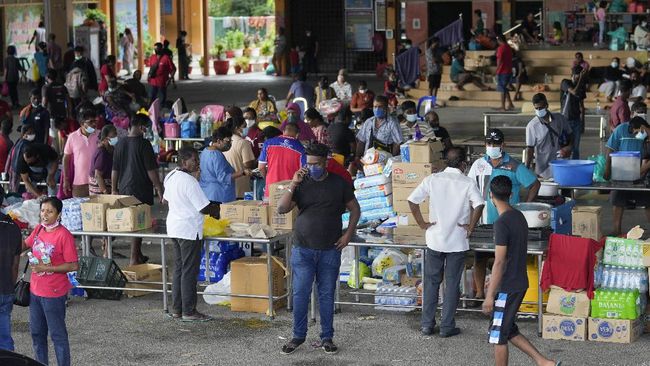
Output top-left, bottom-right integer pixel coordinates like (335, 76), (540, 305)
(561, 66), (587, 159)
(277, 143), (360, 356)
(17, 143), (58, 197)
(42, 69), (72, 125)
(112, 113), (163, 265)
(0, 211), (22, 351)
(21, 89), (50, 145)
(483, 176), (556, 366)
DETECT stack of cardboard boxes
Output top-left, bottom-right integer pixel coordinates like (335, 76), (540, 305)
(80, 195), (152, 232)
(392, 139), (445, 244)
(542, 287), (591, 341)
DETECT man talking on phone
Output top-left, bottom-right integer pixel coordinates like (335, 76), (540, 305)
(277, 143), (361, 356)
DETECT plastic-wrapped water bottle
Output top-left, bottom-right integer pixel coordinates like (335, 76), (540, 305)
(602, 265), (610, 288)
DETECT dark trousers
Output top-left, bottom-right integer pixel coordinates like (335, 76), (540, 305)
(7, 81), (18, 107)
(178, 53), (189, 79)
(172, 237), (202, 315)
(150, 86), (167, 106)
(29, 294), (70, 366)
(421, 249), (466, 333)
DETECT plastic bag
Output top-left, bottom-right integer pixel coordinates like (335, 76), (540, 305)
(371, 249), (408, 277)
(203, 216), (229, 237)
(361, 148), (392, 166)
(588, 154), (607, 182)
(203, 272), (231, 305)
(9, 199), (41, 228)
(348, 261), (372, 289)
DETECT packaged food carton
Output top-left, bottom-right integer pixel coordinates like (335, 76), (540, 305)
(81, 195), (133, 231)
(391, 162), (433, 187)
(121, 264), (163, 298)
(572, 206), (602, 241)
(587, 317), (643, 344)
(268, 180), (293, 207)
(408, 139), (444, 163)
(546, 287), (591, 318)
(105, 196), (152, 232)
(219, 200), (269, 225)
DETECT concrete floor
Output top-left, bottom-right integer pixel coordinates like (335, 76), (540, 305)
(6, 74), (650, 365)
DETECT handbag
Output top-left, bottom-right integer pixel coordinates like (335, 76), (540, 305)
(14, 260), (30, 307)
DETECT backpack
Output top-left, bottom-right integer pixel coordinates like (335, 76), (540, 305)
(48, 83), (68, 118)
(65, 67), (87, 99)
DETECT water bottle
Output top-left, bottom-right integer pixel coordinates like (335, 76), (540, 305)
(610, 243), (619, 265)
(604, 244), (611, 264)
(602, 265), (610, 288)
(596, 100), (602, 114)
(27, 252), (39, 266)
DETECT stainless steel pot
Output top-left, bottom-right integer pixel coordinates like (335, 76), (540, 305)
(538, 182), (559, 197)
(514, 202), (552, 228)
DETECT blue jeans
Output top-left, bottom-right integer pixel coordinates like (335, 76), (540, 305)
(29, 294), (70, 366)
(291, 246), (341, 341)
(0, 294), (15, 351)
(569, 120), (582, 160)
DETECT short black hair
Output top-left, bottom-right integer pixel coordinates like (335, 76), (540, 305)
(358, 80), (367, 89)
(575, 52), (584, 59)
(445, 147), (466, 169)
(532, 93), (547, 105)
(178, 146), (198, 164)
(243, 107), (257, 118)
(30, 88), (41, 97)
(77, 102), (98, 122)
(401, 100), (416, 111)
(46, 69), (57, 81)
(20, 123), (35, 134)
(7, 45), (16, 56)
(374, 95), (388, 106)
(212, 126), (232, 141)
(224, 116), (245, 132)
(262, 126), (282, 139)
(74, 46), (85, 53)
(631, 101), (647, 114)
(41, 196), (63, 214)
(23, 144), (41, 159)
(130, 113), (151, 128)
(305, 143), (329, 158)
(490, 175), (513, 202)
(283, 122), (300, 135)
(304, 108), (322, 122)
(298, 70), (307, 81)
(630, 116), (650, 130)
(619, 79), (633, 93)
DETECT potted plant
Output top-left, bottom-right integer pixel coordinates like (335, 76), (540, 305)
(83, 9), (106, 26)
(211, 41), (229, 75)
(233, 56), (249, 74)
(225, 30), (246, 58)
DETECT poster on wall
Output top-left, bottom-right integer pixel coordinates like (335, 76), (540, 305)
(375, 0), (386, 31)
(345, 10), (373, 51)
(345, 0), (372, 10)
(5, 5), (44, 58)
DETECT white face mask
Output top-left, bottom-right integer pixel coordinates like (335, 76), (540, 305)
(405, 114), (417, 123)
(535, 108), (548, 118)
(643, 21), (648, 27)
(245, 119), (256, 128)
(337, 76), (345, 83)
(486, 146), (502, 159)
(25, 134), (36, 141)
(611, 62), (619, 68)
(634, 113), (647, 120)
(359, 89), (366, 94)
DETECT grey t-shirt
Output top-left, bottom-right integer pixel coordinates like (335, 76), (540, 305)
(525, 113), (572, 179)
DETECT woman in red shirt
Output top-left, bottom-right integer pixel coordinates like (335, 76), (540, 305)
(148, 43), (175, 106)
(98, 55), (116, 95)
(25, 197), (79, 366)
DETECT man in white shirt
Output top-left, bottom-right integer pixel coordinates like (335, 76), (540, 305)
(408, 147), (485, 337)
(164, 147), (220, 322)
(629, 71), (647, 109)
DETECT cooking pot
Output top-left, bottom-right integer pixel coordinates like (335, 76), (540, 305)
(538, 181), (559, 197)
(514, 202), (552, 228)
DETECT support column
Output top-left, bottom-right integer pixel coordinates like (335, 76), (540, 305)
(385, 1), (398, 65)
(106, 0), (117, 56)
(177, 0), (184, 32)
(148, 0), (161, 42)
(136, 0), (144, 73)
(45, 0), (73, 46)
(202, 0), (209, 76)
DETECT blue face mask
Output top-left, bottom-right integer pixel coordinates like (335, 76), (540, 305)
(636, 130), (648, 140)
(85, 126), (96, 134)
(308, 164), (326, 180)
(242, 127), (250, 136)
(535, 108), (548, 118)
(109, 136), (119, 146)
(373, 107), (386, 119)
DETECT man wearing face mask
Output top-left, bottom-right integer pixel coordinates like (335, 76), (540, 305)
(112, 112), (164, 265)
(355, 95), (403, 158)
(62, 104), (99, 198)
(560, 66), (587, 159)
(399, 100), (430, 140)
(467, 129), (539, 302)
(605, 116), (650, 235)
(330, 70), (352, 101)
(71, 46), (98, 93)
(20, 89), (50, 145)
(199, 127), (241, 204)
(408, 147), (485, 337)
(280, 102), (316, 142)
(525, 93), (573, 179)
(277, 143), (360, 355)
(631, 101), (647, 120)
(609, 79), (632, 132)
(350, 81), (375, 115)
(5, 124), (36, 192)
(164, 147), (221, 322)
(16, 143), (58, 197)
(598, 57), (623, 102)
(634, 18), (650, 50)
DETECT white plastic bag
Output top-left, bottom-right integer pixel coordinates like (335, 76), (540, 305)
(371, 249), (408, 277)
(10, 199), (41, 228)
(203, 272), (231, 305)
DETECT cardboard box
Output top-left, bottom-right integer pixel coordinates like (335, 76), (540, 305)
(572, 206), (602, 241)
(408, 140), (444, 163)
(121, 264), (163, 298)
(269, 206), (298, 230)
(393, 187), (429, 214)
(542, 314), (588, 341)
(105, 196), (152, 232)
(642, 243), (650, 267)
(587, 317), (644, 343)
(81, 195), (133, 231)
(546, 287), (591, 318)
(230, 256), (286, 314)
(400, 272), (421, 287)
(219, 200), (269, 225)
(391, 162), (433, 187)
(393, 226), (426, 245)
(268, 180), (293, 207)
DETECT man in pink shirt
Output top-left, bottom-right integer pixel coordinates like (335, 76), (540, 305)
(63, 104), (99, 197)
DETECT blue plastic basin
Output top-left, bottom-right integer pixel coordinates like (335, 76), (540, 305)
(550, 160), (595, 186)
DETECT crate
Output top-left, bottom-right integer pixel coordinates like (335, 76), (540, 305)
(76, 256), (127, 300)
(551, 199), (576, 235)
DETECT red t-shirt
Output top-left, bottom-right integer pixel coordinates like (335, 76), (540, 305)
(259, 136), (306, 197)
(26, 224), (79, 298)
(246, 126), (264, 158)
(98, 64), (116, 94)
(148, 54), (174, 88)
(609, 97), (631, 131)
(0, 100), (10, 119)
(496, 43), (513, 75)
(0, 135), (11, 171)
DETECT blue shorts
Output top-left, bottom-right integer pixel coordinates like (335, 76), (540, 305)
(496, 74), (512, 92)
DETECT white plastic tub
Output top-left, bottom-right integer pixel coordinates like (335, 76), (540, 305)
(611, 151), (641, 181)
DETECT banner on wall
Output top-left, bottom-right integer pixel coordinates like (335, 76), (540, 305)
(345, 10), (374, 51)
(5, 5), (44, 58)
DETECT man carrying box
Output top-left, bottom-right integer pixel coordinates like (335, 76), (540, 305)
(408, 147), (485, 337)
(467, 129), (540, 304)
(277, 143), (360, 355)
(482, 176), (557, 366)
(163, 147), (220, 322)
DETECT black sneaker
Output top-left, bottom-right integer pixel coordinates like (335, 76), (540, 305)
(321, 339), (338, 355)
(439, 327), (461, 338)
(181, 311), (212, 322)
(421, 326), (439, 336)
(281, 338), (305, 355)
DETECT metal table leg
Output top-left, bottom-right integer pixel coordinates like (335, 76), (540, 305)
(537, 253), (543, 337)
(107, 236), (113, 259)
(354, 245), (360, 302)
(161, 238), (168, 313)
(267, 241), (274, 320)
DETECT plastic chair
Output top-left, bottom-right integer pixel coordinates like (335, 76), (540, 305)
(416, 96), (436, 120)
(17, 58), (29, 83)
